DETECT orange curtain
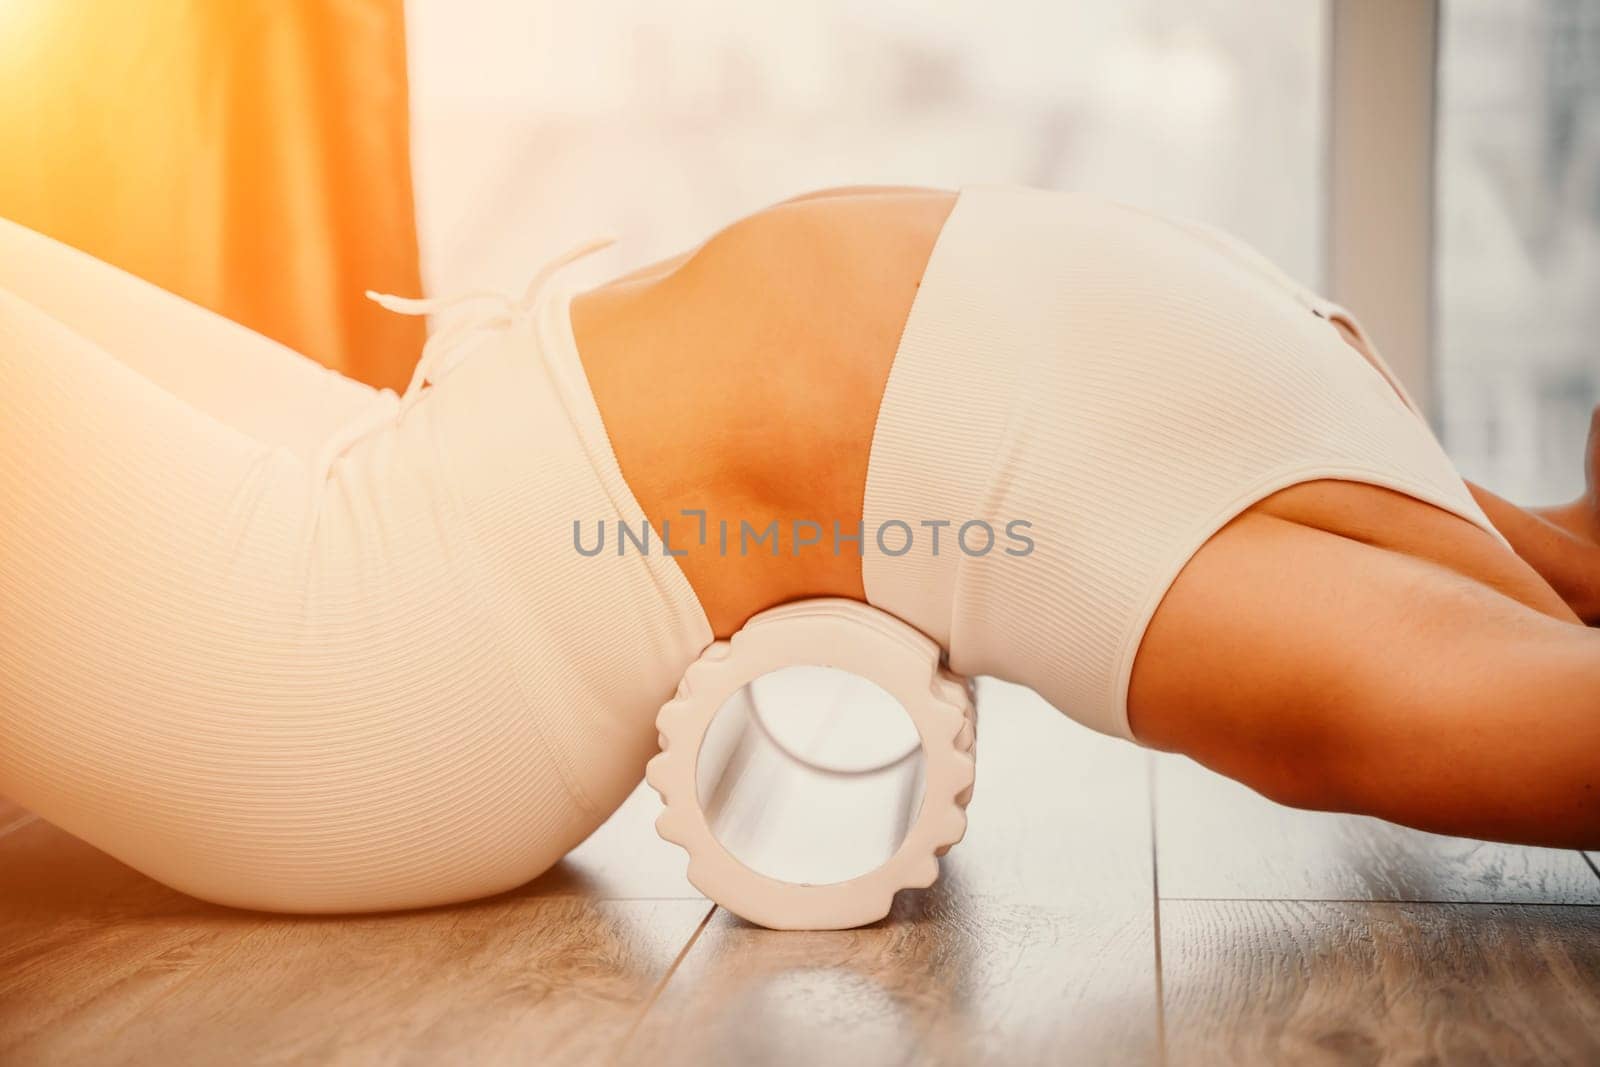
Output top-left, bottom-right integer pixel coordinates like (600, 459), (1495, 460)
(0, 1), (425, 390)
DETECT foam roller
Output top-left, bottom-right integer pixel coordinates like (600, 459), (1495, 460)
(646, 598), (976, 930)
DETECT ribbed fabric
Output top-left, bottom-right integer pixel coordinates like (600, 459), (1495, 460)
(0, 218), (711, 912)
(863, 185), (1506, 742)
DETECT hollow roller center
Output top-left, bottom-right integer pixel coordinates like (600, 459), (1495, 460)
(646, 598), (977, 930)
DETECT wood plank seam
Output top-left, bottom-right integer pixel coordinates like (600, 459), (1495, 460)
(615, 902), (717, 1061)
(1147, 751), (1169, 1067)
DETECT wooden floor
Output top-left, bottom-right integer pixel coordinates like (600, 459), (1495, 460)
(3, 679), (1598, 1066)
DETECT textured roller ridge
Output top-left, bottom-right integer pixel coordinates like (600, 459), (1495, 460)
(645, 599), (976, 930)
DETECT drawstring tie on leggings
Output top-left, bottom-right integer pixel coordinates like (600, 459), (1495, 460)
(308, 236), (616, 485)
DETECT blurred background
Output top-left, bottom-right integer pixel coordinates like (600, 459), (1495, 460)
(1, 0), (1595, 504)
(404, 3), (1324, 291)
(406, 0), (1598, 506)
(1436, 0), (1599, 503)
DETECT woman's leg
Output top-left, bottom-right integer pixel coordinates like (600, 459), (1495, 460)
(1, 255), (638, 913)
(1128, 479), (1600, 849)
(0, 218), (389, 461)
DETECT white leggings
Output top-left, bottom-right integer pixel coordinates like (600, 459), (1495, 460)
(0, 219), (711, 912)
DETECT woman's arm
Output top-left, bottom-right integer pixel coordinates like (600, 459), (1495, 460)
(1467, 479), (1600, 624)
(1330, 314), (1600, 624)
(1464, 406), (1600, 624)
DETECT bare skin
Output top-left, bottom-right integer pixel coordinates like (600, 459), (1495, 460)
(571, 186), (1600, 849)
(571, 186), (953, 635)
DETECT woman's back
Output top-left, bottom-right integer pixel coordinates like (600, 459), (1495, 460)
(570, 187), (958, 634)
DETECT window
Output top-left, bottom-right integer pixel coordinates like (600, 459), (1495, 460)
(1436, 0), (1600, 504)
(406, 2), (1326, 299)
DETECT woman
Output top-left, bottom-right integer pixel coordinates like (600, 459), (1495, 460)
(1, 185), (1596, 913)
